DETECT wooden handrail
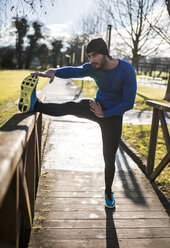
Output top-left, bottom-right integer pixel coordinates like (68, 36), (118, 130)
(0, 111), (42, 248)
(146, 100), (170, 181)
(146, 100), (170, 113)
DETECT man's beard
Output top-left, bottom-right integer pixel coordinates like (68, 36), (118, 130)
(92, 56), (107, 69)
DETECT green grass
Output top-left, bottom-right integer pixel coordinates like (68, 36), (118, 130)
(134, 84), (167, 110)
(73, 79), (170, 198)
(122, 124), (170, 198)
(73, 79), (98, 98)
(136, 71), (168, 78)
(73, 79), (168, 110)
(0, 70), (48, 127)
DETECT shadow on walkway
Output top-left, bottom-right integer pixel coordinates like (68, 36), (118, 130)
(105, 207), (119, 248)
(116, 146), (146, 205)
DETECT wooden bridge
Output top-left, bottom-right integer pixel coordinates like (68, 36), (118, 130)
(0, 79), (170, 248)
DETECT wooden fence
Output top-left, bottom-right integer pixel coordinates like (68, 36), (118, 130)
(146, 100), (170, 180)
(0, 111), (42, 248)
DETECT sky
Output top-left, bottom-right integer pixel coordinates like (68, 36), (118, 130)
(0, 0), (96, 47)
(0, 0), (169, 57)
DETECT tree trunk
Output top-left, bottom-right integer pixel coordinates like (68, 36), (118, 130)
(164, 72), (170, 101)
(132, 55), (139, 72)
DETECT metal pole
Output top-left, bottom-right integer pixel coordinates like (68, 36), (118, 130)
(81, 45), (85, 63)
(106, 24), (112, 53)
(72, 52), (75, 65)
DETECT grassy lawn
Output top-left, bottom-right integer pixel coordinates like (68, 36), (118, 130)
(135, 84), (167, 110)
(73, 79), (168, 110)
(73, 80), (97, 98)
(73, 79), (170, 198)
(0, 70), (48, 127)
(122, 124), (170, 198)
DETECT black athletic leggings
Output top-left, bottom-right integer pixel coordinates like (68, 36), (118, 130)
(35, 99), (122, 193)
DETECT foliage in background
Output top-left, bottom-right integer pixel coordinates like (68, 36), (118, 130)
(135, 84), (167, 110)
(0, 70), (48, 127)
(73, 79), (167, 110)
(0, 0), (56, 28)
(122, 124), (170, 198)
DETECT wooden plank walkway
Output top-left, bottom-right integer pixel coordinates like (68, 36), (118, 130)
(28, 165), (170, 247)
(28, 79), (170, 247)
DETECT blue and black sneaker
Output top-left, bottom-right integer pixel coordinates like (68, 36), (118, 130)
(18, 75), (39, 113)
(105, 192), (115, 208)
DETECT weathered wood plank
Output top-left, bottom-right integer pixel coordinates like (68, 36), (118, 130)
(146, 100), (170, 181)
(0, 110), (43, 247)
(37, 186), (155, 195)
(150, 153), (170, 181)
(35, 196), (164, 207)
(158, 110), (170, 151)
(0, 169), (19, 247)
(32, 219), (170, 229)
(146, 100), (170, 112)
(29, 238), (170, 248)
(146, 108), (159, 176)
(35, 202), (166, 211)
(37, 182), (154, 193)
(29, 227), (170, 240)
(34, 210), (168, 219)
(39, 171), (152, 185)
(0, 112), (40, 206)
(40, 170), (145, 179)
(36, 190), (156, 198)
(29, 160), (169, 247)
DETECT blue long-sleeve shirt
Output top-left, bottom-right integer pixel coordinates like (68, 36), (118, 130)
(55, 59), (137, 117)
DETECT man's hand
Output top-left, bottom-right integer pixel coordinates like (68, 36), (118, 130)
(31, 68), (56, 84)
(89, 100), (104, 118)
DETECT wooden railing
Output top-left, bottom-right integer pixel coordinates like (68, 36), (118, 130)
(0, 111), (42, 248)
(146, 100), (170, 180)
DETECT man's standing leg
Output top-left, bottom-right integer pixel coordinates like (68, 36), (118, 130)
(100, 116), (123, 208)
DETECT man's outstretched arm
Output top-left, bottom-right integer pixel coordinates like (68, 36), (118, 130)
(31, 68), (56, 83)
(31, 64), (91, 83)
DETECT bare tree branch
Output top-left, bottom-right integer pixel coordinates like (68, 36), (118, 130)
(0, 0), (57, 28)
(145, 3), (170, 44)
(97, 0), (168, 68)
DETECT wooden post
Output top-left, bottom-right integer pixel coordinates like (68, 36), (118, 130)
(150, 153), (170, 181)
(146, 100), (170, 181)
(26, 126), (36, 214)
(146, 108), (159, 176)
(0, 168), (20, 247)
(158, 110), (170, 151)
(0, 111), (43, 247)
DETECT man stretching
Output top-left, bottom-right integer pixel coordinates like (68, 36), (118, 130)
(19, 38), (137, 208)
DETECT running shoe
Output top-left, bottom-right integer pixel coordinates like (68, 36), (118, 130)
(18, 75), (39, 113)
(105, 192), (115, 208)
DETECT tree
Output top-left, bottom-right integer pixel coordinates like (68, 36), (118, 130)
(145, 1), (170, 44)
(51, 39), (63, 67)
(65, 36), (85, 66)
(36, 44), (49, 69)
(25, 21), (43, 69)
(0, 47), (16, 69)
(165, 0), (170, 15)
(164, 0), (170, 101)
(0, 0), (57, 28)
(79, 12), (104, 42)
(14, 17), (29, 69)
(98, 0), (166, 70)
